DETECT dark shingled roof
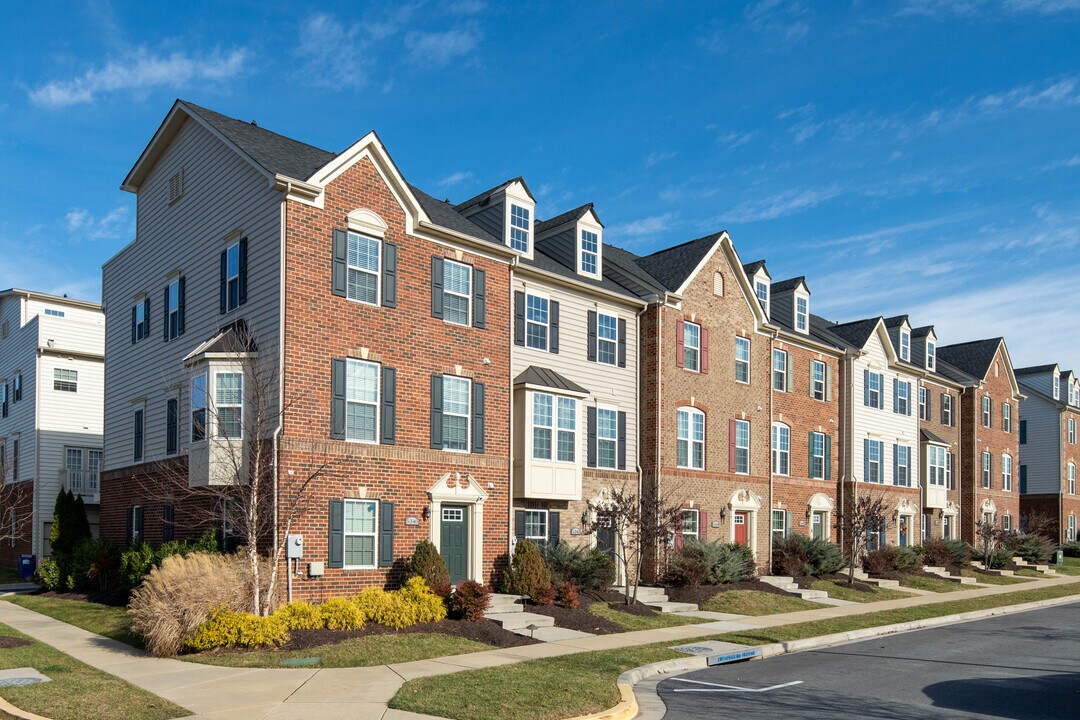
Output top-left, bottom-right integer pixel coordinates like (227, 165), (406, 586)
(1015, 364), (1058, 375)
(514, 366), (589, 394)
(935, 360), (979, 386)
(771, 276), (808, 294)
(911, 325), (934, 338)
(921, 429), (950, 445)
(535, 204), (596, 235)
(937, 338), (1004, 380)
(408, 184), (501, 245)
(452, 177), (534, 212)
(183, 101), (336, 181)
(603, 244), (668, 294)
(823, 317), (882, 349)
(883, 315), (909, 328)
(634, 233), (724, 292)
(742, 259), (770, 278)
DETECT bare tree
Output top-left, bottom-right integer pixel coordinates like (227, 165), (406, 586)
(975, 516), (1003, 569)
(0, 455), (33, 553)
(835, 491), (891, 585)
(581, 479), (685, 605)
(1020, 510), (1057, 542)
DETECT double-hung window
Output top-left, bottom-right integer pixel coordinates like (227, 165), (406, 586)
(133, 300), (149, 342)
(926, 341), (936, 370)
(166, 277), (182, 340)
(509, 204), (530, 254)
(1068, 463), (1075, 495)
(1069, 515), (1077, 542)
(866, 371), (882, 408)
(442, 259), (472, 326)
(1069, 418), (1077, 445)
(54, 368), (77, 393)
(811, 360), (826, 401)
(771, 423), (790, 475)
(596, 407), (618, 469)
(895, 445), (910, 486)
(1002, 403), (1012, 432)
(524, 510), (548, 545)
(734, 419), (750, 474)
(896, 381), (910, 415)
(677, 407), (705, 470)
(982, 451), (992, 489)
(795, 296), (808, 331)
(772, 349), (788, 392)
(866, 440), (882, 483)
(215, 372), (244, 439)
(224, 241), (242, 312)
(735, 337), (750, 384)
(556, 397), (577, 462)
(533, 395), (553, 460)
(928, 445), (947, 487)
(133, 410), (144, 462)
(1002, 454), (1013, 491)
(347, 232), (381, 305)
(597, 313), (618, 365)
(918, 387), (927, 419)
(771, 509), (786, 542)
(982, 396), (992, 427)
(900, 331), (910, 361)
(755, 281), (768, 313)
(809, 431), (826, 479)
(345, 359), (379, 443)
(344, 499), (377, 568)
(942, 394), (953, 426)
(191, 372), (207, 442)
(580, 229), (599, 275)
(442, 376), (471, 451)
(525, 293), (549, 350)
(682, 509), (699, 539)
(683, 322), (701, 372)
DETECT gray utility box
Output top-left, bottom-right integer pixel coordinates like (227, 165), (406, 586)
(286, 534), (304, 559)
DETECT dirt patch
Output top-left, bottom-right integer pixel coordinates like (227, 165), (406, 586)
(277, 617), (537, 652)
(0, 636), (32, 649)
(667, 579), (793, 606)
(525, 596), (624, 635)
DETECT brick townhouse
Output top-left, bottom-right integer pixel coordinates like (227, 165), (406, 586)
(937, 339), (1023, 542)
(1016, 364), (1080, 543)
(101, 100), (516, 597)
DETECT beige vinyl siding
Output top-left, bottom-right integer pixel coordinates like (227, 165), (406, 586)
(851, 332), (921, 485)
(102, 116), (283, 471)
(1017, 393), (1062, 494)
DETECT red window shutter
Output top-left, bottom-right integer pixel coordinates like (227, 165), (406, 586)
(701, 327), (710, 374)
(674, 531), (684, 551)
(676, 320), (685, 368)
(700, 511), (708, 540)
(728, 419), (737, 473)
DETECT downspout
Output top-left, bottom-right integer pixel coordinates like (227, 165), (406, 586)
(634, 300), (648, 586)
(34, 345), (42, 559)
(655, 297), (663, 585)
(276, 200), (287, 601)
(508, 255), (519, 564)
(767, 328), (777, 566)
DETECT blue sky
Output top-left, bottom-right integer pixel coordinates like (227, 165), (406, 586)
(2, 1), (1078, 368)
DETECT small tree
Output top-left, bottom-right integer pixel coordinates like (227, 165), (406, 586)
(50, 489), (92, 555)
(1020, 510), (1057, 542)
(0, 455), (33, 552)
(835, 491), (891, 585)
(976, 516), (1002, 568)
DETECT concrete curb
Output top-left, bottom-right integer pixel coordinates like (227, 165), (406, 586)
(564, 683), (638, 720)
(0, 696), (52, 720)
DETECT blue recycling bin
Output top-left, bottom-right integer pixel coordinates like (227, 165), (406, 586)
(18, 555), (35, 581)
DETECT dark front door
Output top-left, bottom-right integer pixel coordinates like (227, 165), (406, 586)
(899, 517), (909, 547)
(440, 505), (469, 585)
(597, 513), (616, 559)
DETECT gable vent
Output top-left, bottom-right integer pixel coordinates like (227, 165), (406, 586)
(168, 169), (184, 204)
(713, 271), (724, 297)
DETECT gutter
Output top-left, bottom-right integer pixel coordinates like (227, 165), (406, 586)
(508, 255), (519, 564)
(515, 264), (648, 310)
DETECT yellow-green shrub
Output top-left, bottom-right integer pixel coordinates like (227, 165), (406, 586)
(320, 597), (365, 630)
(186, 610), (288, 651)
(351, 577), (446, 629)
(353, 586), (393, 623)
(273, 601), (323, 631)
(397, 576), (447, 625)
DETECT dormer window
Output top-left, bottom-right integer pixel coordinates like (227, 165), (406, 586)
(579, 228), (600, 277)
(1053, 373), (1060, 400)
(795, 296), (808, 332)
(509, 204), (531, 254)
(926, 341), (936, 371)
(900, 331), (910, 361)
(755, 281), (769, 313)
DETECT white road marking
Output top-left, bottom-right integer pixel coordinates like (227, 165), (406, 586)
(669, 677), (804, 693)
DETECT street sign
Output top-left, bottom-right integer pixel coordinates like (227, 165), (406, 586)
(707, 648), (761, 666)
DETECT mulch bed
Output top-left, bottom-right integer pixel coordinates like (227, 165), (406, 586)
(525, 596), (625, 635)
(867, 569), (951, 582)
(0, 636), (31, 649)
(667, 579), (793, 606)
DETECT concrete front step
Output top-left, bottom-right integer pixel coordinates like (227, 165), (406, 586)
(485, 611), (555, 632)
(486, 593), (525, 615)
(611, 586), (668, 600)
(645, 601), (699, 613)
(792, 588), (828, 600)
(758, 576), (799, 591)
(529, 627), (595, 642)
(922, 566), (977, 584)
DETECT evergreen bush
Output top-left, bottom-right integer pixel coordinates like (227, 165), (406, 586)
(501, 540), (552, 597)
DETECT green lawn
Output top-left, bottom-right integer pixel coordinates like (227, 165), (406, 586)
(1051, 558), (1080, 576)
(0, 622), (186, 720)
(900, 575), (967, 593)
(701, 589), (822, 616)
(810, 580), (913, 603)
(185, 632), (492, 668)
(390, 583), (1080, 720)
(4, 594), (141, 648)
(960, 569), (1032, 585)
(0, 567), (22, 584)
(1015, 569), (1044, 577)
(587, 602), (706, 631)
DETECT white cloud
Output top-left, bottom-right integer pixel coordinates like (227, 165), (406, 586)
(296, 13), (368, 89)
(404, 26), (481, 66)
(29, 47), (247, 107)
(716, 130), (756, 148)
(1006, 0), (1080, 11)
(438, 171), (475, 187)
(744, 0), (810, 39)
(64, 206), (131, 241)
(724, 186), (841, 223)
(607, 213), (676, 239)
(644, 150), (678, 168)
(898, 0), (1080, 15)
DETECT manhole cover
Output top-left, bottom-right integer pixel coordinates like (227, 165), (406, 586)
(0, 668), (51, 687)
(0, 678), (46, 687)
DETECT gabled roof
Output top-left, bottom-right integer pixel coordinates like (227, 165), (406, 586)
(771, 276), (808, 294)
(408, 184), (500, 245)
(823, 317), (882, 349)
(937, 338), (1004, 380)
(513, 366), (589, 395)
(453, 176), (535, 212)
(934, 360), (979, 386)
(634, 233), (724, 293)
(535, 204), (598, 235)
(911, 325), (935, 338)
(1015, 363), (1059, 375)
(921, 428), (950, 445)
(883, 315), (909, 328)
(742, 260), (770, 279)
(603, 245), (668, 295)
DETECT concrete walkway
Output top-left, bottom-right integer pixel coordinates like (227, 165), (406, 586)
(0, 573), (1077, 720)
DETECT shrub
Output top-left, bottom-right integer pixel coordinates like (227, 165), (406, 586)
(1061, 541), (1080, 558)
(861, 546), (922, 575)
(129, 552), (249, 656)
(34, 557), (61, 590)
(352, 578), (447, 629)
(49, 490), (92, 555)
(320, 597), (365, 630)
(772, 535), (844, 578)
(119, 542), (157, 591)
(554, 581), (579, 610)
(531, 583), (555, 606)
(397, 576), (448, 624)
(187, 610), (288, 651)
(69, 538), (120, 593)
(667, 540), (755, 587)
(354, 587), (393, 623)
(448, 580), (490, 621)
(543, 544), (616, 591)
(984, 548), (1012, 569)
(273, 601), (323, 631)
(502, 540), (552, 597)
(404, 540), (451, 597)
(1002, 533), (1054, 564)
(919, 539), (970, 568)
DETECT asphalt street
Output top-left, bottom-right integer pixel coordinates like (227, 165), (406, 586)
(656, 602), (1080, 719)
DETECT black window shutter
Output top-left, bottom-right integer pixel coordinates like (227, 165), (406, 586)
(381, 367), (396, 445)
(166, 398), (178, 454)
(587, 406), (597, 468)
(514, 510), (526, 540)
(328, 500), (344, 568)
(331, 229), (348, 297)
(863, 369), (870, 406)
(430, 374), (444, 448)
(548, 512), (561, 547)
(379, 501), (395, 567)
(431, 256), (445, 319)
(550, 300), (560, 354)
(177, 276), (186, 336)
(618, 319), (627, 368)
(513, 291), (525, 346)
(143, 298), (151, 338)
(125, 506), (133, 545)
(130, 306), (137, 344)
(219, 250), (228, 314)
(617, 411), (627, 470)
(162, 505), (174, 542)
(382, 241), (397, 307)
(472, 268), (486, 328)
(587, 311), (597, 362)
(163, 286), (170, 342)
(330, 358), (346, 440)
(136, 506), (144, 541)
(237, 238), (248, 306)
(471, 382), (485, 454)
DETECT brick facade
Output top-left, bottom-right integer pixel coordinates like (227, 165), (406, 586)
(919, 378), (962, 541)
(0, 481), (34, 570)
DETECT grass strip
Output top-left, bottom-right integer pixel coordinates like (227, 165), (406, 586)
(810, 580), (913, 603)
(4, 595), (141, 648)
(587, 602), (706, 631)
(701, 589), (821, 616)
(960, 569), (1031, 585)
(0, 622), (186, 720)
(900, 575), (966, 593)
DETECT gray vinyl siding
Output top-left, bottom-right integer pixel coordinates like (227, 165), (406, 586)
(536, 226), (575, 270)
(1019, 371), (1055, 399)
(102, 116), (283, 471)
(1018, 393), (1062, 494)
(465, 202), (504, 245)
(770, 291), (794, 330)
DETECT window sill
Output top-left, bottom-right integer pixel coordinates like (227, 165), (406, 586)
(677, 465), (705, 471)
(442, 448), (471, 454)
(343, 566), (378, 571)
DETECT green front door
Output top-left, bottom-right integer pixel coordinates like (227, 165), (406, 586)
(440, 505), (469, 585)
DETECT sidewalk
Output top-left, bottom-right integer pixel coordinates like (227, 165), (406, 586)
(0, 574), (1077, 720)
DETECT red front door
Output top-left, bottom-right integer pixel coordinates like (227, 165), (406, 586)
(734, 511), (748, 545)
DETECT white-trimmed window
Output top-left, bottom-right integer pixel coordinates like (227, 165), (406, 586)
(771, 509), (786, 542)
(928, 445), (947, 487)
(525, 293), (549, 350)
(982, 396), (992, 427)
(811, 360), (826, 401)
(597, 312), (618, 366)
(215, 372), (243, 439)
(677, 407), (705, 470)
(442, 376), (471, 452)
(44, 308), (65, 318)
(346, 232), (381, 305)
(896, 381), (910, 415)
(533, 394), (553, 460)
(442, 259), (472, 326)
(533, 395), (576, 462)
(900, 330), (910, 361)
(1068, 463), (1075, 495)
(524, 509), (548, 544)
(53, 368), (77, 393)
(191, 372), (207, 442)
(345, 359), (379, 443)
(1069, 418), (1077, 444)
(895, 445), (910, 487)
(682, 509), (699, 539)
(735, 336), (750, 384)
(918, 387), (927, 419)
(580, 228), (599, 276)
(982, 451), (992, 489)
(866, 440), (882, 483)
(344, 499), (377, 568)
(510, 204), (531, 254)
(795, 296), (808, 331)
(1002, 514), (1012, 533)
(225, 241), (242, 313)
(942, 394), (953, 426)
(772, 349), (788, 392)
(1053, 374), (1060, 400)
(556, 397), (577, 462)
(683, 322), (701, 372)
(771, 423), (790, 475)
(810, 431), (826, 479)
(133, 300), (149, 342)
(735, 419), (750, 474)
(867, 371), (882, 408)
(755, 281), (769, 314)
(926, 341), (936, 370)
(1002, 453), (1013, 491)
(597, 407), (618, 469)
(1002, 402), (1012, 432)
(1068, 515), (1077, 542)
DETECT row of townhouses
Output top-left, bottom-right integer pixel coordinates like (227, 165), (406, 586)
(2, 100), (1077, 595)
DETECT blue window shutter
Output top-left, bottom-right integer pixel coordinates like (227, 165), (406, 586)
(143, 298), (151, 338)
(177, 276), (186, 336)
(382, 241), (397, 307)
(471, 382), (485, 454)
(237, 237), (248, 306)
(514, 292), (526, 346)
(130, 306), (137, 344)
(378, 501), (395, 567)
(863, 369), (870, 406)
(893, 378), (899, 413)
(331, 229), (348, 297)
(472, 268), (486, 328)
(328, 500), (344, 568)
(331, 358), (346, 440)
(587, 406), (597, 468)
(381, 367), (396, 445)
(550, 300), (560, 354)
(893, 444), (899, 484)
(863, 439), (869, 482)
(163, 286), (170, 342)
(618, 319), (627, 368)
(219, 249), (228, 314)
(430, 375), (444, 449)
(431, 257), (444, 319)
